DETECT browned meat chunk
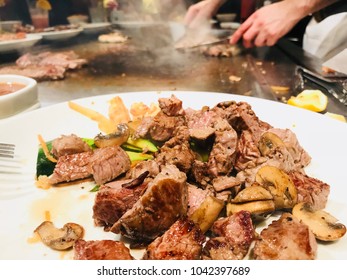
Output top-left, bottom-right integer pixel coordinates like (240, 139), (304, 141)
(74, 239), (134, 260)
(155, 127), (196, 173)
(158, 94), (183, 116)
(148, 111), (186, 142)
(93, 178), (148, 229)
(143, 218), (206, 260)
(16, 51), (87, 70)
(126, 160), (159, 179)
(202, 211), (255, 260)
(0, 64), (66, 80)
(51, 134), (91, 158)
(187, 183), (214, 217)
(89, 146), (131, 185)
(207, 128), (238, 177)
(111, 165), (188, 242)
(289, 171), (330, 210)
(253, 213), (317, 260)
(49, 151), (93, 184)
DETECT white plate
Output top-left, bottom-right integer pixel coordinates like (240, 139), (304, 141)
(113, 21), (162, 28)
(0, 34), (42, 53)
(0, 91), (346, 260)
(35, 28), (83, 41)
(81, 22), (111, 34)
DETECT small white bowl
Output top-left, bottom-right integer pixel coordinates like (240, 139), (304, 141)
(0, 75), (39, 119)
(216, 13), (237, 22)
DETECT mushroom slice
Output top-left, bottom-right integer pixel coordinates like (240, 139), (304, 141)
(292, 203), (346, 241)
(255, 165), (297, 209)
(258, 131), (285, 156)
(190, 196), (224, 233)
(226, 200), (275, 218)
(34, 221), (84, 250)
(230, 183), (273, 203)
(94, 123), (130, 148)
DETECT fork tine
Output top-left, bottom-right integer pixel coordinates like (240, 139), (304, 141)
(0, 143), (15, 158)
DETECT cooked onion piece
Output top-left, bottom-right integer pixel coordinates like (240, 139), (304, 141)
(292, 203), (346, 241)
(94, 123), (130, 148)
(34, 221), (84, 250)
(255, 166), (297, 209)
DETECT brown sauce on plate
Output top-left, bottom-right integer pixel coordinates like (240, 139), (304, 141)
(0, 82), (26, 96)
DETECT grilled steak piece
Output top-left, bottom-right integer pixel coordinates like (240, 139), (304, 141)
(51, 134), (91, 158)
(268, 128), (311, 169)
(187, 183), (214, 217)
(155, 127), (196, 173)
(89, 146), (131, 185)
(253, 213), (317, 260)
(74, 239), (134, 260)
(16, 51), (87, 69)
(185, 108), (217, 140)
(158, 94), (183, 116)
(207, 128), (238, 177)
(289, 171), (330, 210)
(148, 111), (186, 142)
(0, 64), (66, 80)
(93, 178), (148, 229)
(212, 176), (241, 192)
(49, 151), (93, 185)
(111, 165), (188, 242)
(202, 211), (255, 260)
(142, 218), (206, 260)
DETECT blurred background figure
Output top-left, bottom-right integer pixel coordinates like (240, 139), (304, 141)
(0, 0), (32, 25)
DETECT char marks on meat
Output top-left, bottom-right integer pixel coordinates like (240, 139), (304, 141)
(111, 165), (188, 242)
(0, 51), (87, 81)
(202, 211), (255, 260)
(74, 239), (134, 260)
(49, 151), (93, 185)
(289, 171), (330, 210)
(143, 218), (206, 260)
(253, 213), (317, 260)
(93, 177), (148, 229)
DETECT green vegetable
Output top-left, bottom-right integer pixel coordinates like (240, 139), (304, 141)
(36, 141), (56, 177)
(126, 151), (154, 162)
(90, 185), (100, 192)
(126, 138), (158, 153)
(121, 143), (143, 152)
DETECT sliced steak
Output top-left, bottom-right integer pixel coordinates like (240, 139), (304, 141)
(142, 218), (206, 260)
(51, 134), (91, 158)
(253, 213), (317, 260)
(289, 171), (330, 210)
(202, 211), (255, 260)
(89, 146), (131, 185)
(185, 108), (217, 140)
(74, 239), (134, 260)
(212, 176), (241, 192)
(93, 178), (148, 229)
(111, 165), (188, 242)
(49, 151), (93, 185)
(0, 64), (66, 80)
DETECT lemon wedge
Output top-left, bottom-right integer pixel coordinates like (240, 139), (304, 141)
(287, 90), (328, 112)
(325, 112), (346, 123)
(36, 0), (52, 11)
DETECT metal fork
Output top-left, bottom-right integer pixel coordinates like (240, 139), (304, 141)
(0, 143), (15, 159)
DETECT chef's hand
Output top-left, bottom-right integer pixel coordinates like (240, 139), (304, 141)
(229, 1), (303, 48)
(184, 0), (226, 28)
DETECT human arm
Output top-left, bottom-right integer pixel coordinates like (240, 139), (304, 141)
(184, 0), (227, 28)
(229, 0), (340, 48)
